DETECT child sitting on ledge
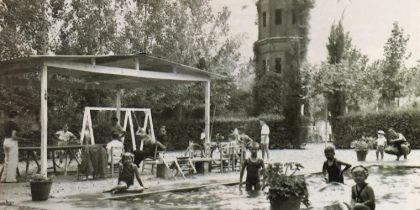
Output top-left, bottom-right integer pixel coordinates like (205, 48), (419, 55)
(104, 153), (146, 193)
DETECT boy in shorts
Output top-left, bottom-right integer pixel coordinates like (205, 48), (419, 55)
(259, 120), (270, 162)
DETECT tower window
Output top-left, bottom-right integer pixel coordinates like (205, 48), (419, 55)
(275, 9), (282, 25)
(262, 12), (267, 27)
(275, 58), (282, 73)
(292, 10), (297, 24)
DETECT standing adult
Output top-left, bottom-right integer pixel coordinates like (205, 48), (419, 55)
(376, 130), (387, 160)
(1, 110), (21, 183)
(259, 120), (270, 162)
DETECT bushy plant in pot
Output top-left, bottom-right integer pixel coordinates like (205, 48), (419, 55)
(263, 162), (310, 210)
(350, 137), (371, 161)
(29, 174), (54, 201)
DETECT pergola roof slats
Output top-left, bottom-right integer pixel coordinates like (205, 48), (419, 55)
(45, 60), (210, 82)
(0, 54), (225, 89)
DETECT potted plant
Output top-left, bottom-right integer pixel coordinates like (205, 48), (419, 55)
(350, 137), (371, 161)
(263, 162), (310, 210)
(29, 174), (54, 201)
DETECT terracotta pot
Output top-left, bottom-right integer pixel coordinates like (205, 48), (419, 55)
(270, 196), (300, 210)
(30, 180), (53, 201)
(356, 150), (368, 161)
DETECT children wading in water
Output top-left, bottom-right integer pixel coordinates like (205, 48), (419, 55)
(322, 145), (352, 183)
(239, 142), (265, 191)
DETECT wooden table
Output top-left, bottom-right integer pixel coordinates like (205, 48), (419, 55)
(19, 145), (83, 177)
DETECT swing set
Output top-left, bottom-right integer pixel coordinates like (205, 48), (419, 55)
(80, 106), (155, 151)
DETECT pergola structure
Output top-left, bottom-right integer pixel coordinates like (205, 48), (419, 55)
(0, 54), (223, 178)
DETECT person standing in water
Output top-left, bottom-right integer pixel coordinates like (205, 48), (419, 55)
(239, 142), (265, 191)
(322, 145), (352, 183)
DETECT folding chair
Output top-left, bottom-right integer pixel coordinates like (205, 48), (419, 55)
(171, 156), (197, 179)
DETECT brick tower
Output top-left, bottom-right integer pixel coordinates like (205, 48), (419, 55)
(254, 0), (312, 114)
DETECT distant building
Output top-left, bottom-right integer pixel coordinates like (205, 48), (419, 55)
(254, 0), (313, 114)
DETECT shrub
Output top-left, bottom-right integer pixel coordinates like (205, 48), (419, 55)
(154, 116), (308, 150)
(332, 109), (420, 149)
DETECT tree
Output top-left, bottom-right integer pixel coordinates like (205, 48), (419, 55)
(379, 22), (410, 108)
(325, 21), (347, 120)
(0, 0), (244, 122)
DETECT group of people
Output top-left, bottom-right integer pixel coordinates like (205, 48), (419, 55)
(237, 127), (409, 210)
(323, 145), (375, 210)
(104, 116), (167, 193)
(375, 128), (408, 161)
(238, 141), (375, 210)
(2, 112), (401, 209)
(219, 120), (271, 162)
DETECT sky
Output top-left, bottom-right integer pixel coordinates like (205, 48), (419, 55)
(210, 0), (420, 67)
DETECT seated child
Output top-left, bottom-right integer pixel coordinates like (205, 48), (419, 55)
(104, 153), (145, 193)
(351, 165), (375, 210)
(133, 127), (166, 167)
(239, 142), (265, 191)
(106, 132), (124, 164)
(237, 127), (253, 148)
(322, 145), (351, 183)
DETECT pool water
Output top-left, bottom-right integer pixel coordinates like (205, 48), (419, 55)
(122, 166), (420, 210)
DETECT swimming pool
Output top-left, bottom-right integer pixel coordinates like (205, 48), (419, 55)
(104, 165), (420, 210)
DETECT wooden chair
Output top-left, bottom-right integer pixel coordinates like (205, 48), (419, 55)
(210, 143), (233, 173)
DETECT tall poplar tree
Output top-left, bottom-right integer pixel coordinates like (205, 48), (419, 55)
(379, 22), (409, 108)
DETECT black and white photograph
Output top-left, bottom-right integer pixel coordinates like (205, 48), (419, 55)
(0, 0), (419, 209)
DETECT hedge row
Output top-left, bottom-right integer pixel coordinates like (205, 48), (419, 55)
(332, 110), (420, 149)
(154, 116), (307, 150)
(0, 116), (307, 162)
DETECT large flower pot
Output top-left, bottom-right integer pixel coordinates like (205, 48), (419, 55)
(30, 180), (53, 201)
(356, 150), (368, 161)
(270, 196), (300, 210)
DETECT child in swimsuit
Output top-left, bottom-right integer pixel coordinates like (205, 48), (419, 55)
(239, 142), (265, 191)
(322, 145), (351, 183)
(104, 153), (145, 193)
(351, 165), (375, 210)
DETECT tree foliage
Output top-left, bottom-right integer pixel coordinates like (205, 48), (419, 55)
(379, 22), (410, 108)
(0, 0), (243, 125)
